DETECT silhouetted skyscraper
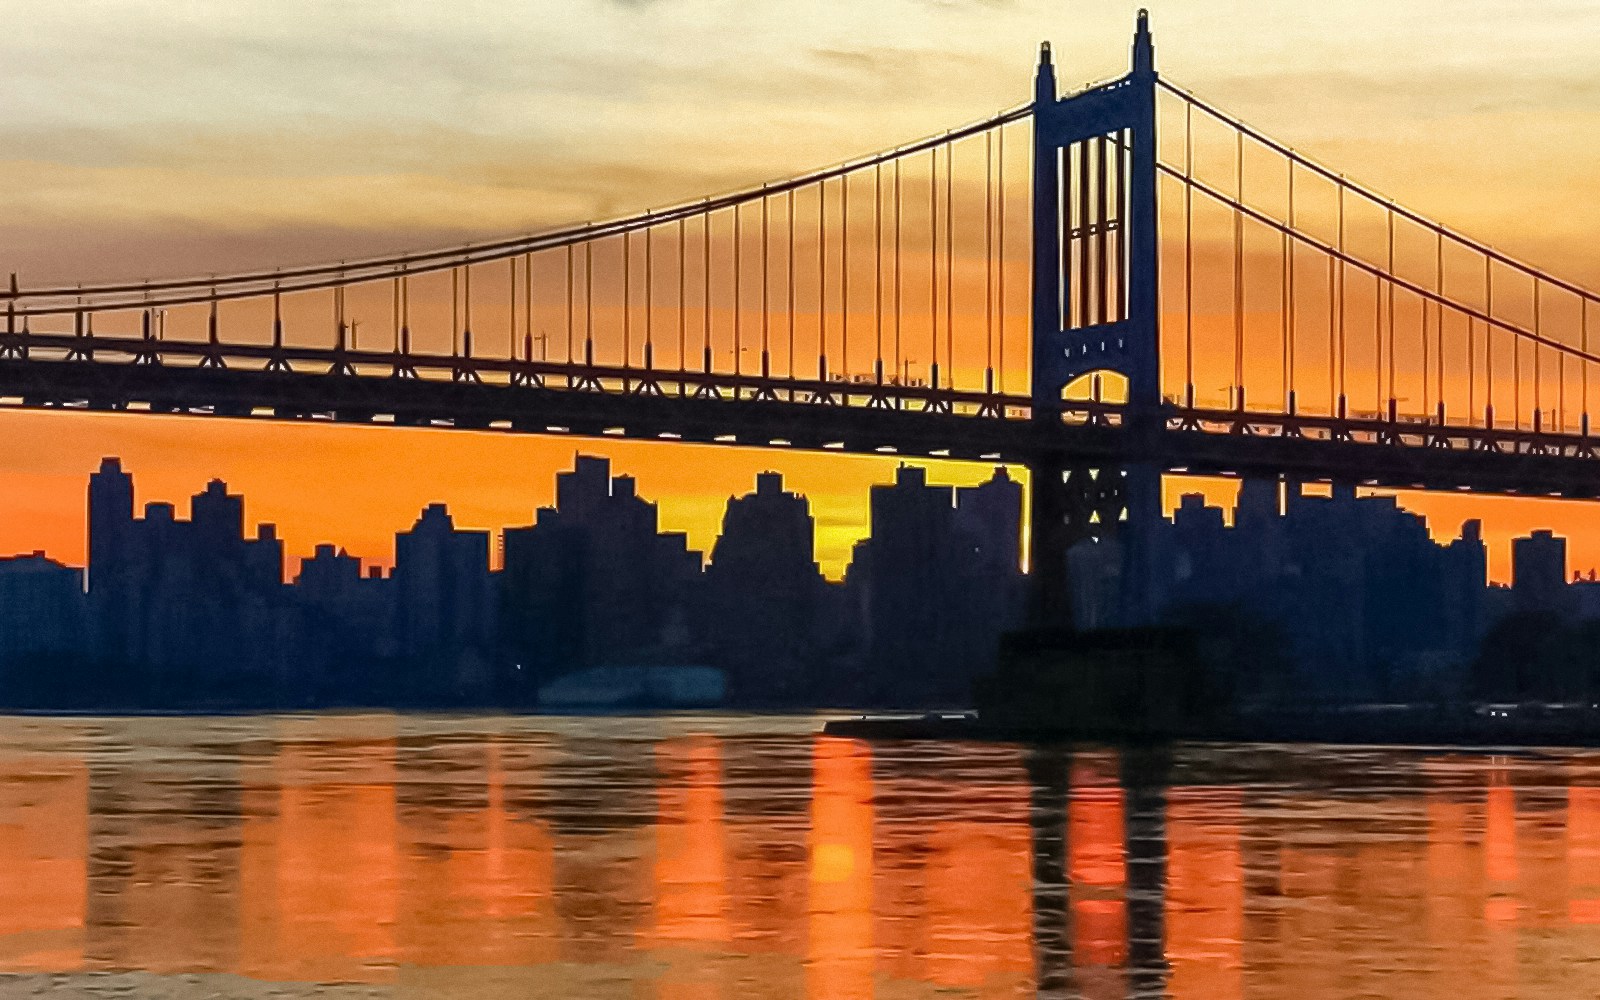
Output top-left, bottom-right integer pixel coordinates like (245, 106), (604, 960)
(0, 554), (86, 669)
(394, 504), (494, 695)
(851, 465), (1023, 703)
(1513, 528), (1570, 614)
(88, 457), (135, 659)
(502, 455), (701, 682)
(88, 457), (133, 594)
(703, 471), (825, 699)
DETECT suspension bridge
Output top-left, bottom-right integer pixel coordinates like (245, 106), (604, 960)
(4, 12), (1598, 624)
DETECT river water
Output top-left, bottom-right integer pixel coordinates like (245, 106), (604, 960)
(0, 713), (1596, 998)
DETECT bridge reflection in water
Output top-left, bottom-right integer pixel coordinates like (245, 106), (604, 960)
(1, 716), (1599, 998)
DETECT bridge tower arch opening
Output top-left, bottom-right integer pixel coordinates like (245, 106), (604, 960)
(1028, 11), (1163, 628)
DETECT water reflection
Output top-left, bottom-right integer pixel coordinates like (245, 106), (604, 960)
(1, 717), (1600, 998)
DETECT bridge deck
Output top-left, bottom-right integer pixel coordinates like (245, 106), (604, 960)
(5, 334), (1600, 499)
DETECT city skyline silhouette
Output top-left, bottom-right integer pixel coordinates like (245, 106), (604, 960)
(4, 4), (1600, 589)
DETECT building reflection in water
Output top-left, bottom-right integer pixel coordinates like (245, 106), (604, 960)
(239, 722), (399, 982)
(807, 736), (874, 1000)
(8, 718), (1600, 998)
(1570, 782), (1600, 925)
(652, 735), (731, 999)
(0, 724), (87, 973)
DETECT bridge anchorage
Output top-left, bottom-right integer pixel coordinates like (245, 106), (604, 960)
(4, 12), (1599, 628)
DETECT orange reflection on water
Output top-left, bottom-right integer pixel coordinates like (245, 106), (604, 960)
(1068, 753), (1126, 970)
(919, 785), (1033, 994)
(1425, 785), (1479, 991)
(239, 735), (399, 983)
(651, 736), (732, 1000)
(0, 749), (86, 973)
(1485, 769), (1519, 887)
(652, 736), (731, 946)
(396, 738), (558, 971)
(1481, 768), (1521, 998)
(1569, 785), (1600, 924)
(807, 737), (874, 1000)
(1165, 788), (1242, 1000)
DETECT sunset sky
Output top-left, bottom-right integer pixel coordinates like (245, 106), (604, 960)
(4, 0), (1599, 579)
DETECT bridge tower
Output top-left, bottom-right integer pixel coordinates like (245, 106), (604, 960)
(1029, 11), (1163, 626)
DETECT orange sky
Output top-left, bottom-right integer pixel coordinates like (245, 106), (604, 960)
(4, 1), (1600, 583)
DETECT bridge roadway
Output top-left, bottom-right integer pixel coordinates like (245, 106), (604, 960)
(5, 330), (1600, 499)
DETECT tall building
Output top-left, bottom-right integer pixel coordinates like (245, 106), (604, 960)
(87, 457), (135, 658)
(83, 463), (291, 697)
(1157, 482), (1495, 700)
(0, 554), (86, 669)
(849, 465), (1023, 703)
(702, 471), (826, 699)
(290, 544), (397, 698)
(501, 455), (701, 682)
(393, 504), (495, 694)
(1512, 528), (1570, 614)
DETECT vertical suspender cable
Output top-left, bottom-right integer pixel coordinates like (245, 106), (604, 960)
(1184, 103), (1194, 407)
(1468, 315), (1476, 420)
(565, 245), (575, 364)
(703, 209), (712, 373)
(1583, 296), (1591, 429)
(985, 130), (995, 392)
(894, 154), (903, 390)
(820, 178), (828, 380)
(1327, 255), (1336, 414)
(733, 204), (742, 377)
(525, 252), (533, 361)
(1386, 209), (1395, 414)
(762, 192), (770, 377)
(1584, 296), (1592, 429)
(1280, 217), (1289, 409)
(843, 171), (851, 379)
(1337, 186), (1346, 415)
(1511, 274), (1521, 428)
(678, 218), (687, 373)
(1369, 257), (1382, 409)
(1286, 162), (1296, 411)
(584, 241), (594, 366)
(1422, 232), (1432, 415)
(623, 232), (631, 372)
(998, 128), (1007, 393)
(946, 140), (955, 388)
(1233, 131), (1244, 410)
(930, 147), (939, 389)
(1486, 255), (1494, 424)
(1537, 280), (1548, 429)
(1435, 233), (1444, 417)
(788, 188), (796, 382)
(645, 226), (654, 370)
(875, 161), (884, 382)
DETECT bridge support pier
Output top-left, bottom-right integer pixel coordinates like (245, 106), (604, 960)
(1117, 462), (1164, 628)
(1028, 456), (1164, 630)
(1027, 452), (1073, 627)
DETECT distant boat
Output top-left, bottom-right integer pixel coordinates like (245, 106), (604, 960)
(537, 665), (726, 710)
